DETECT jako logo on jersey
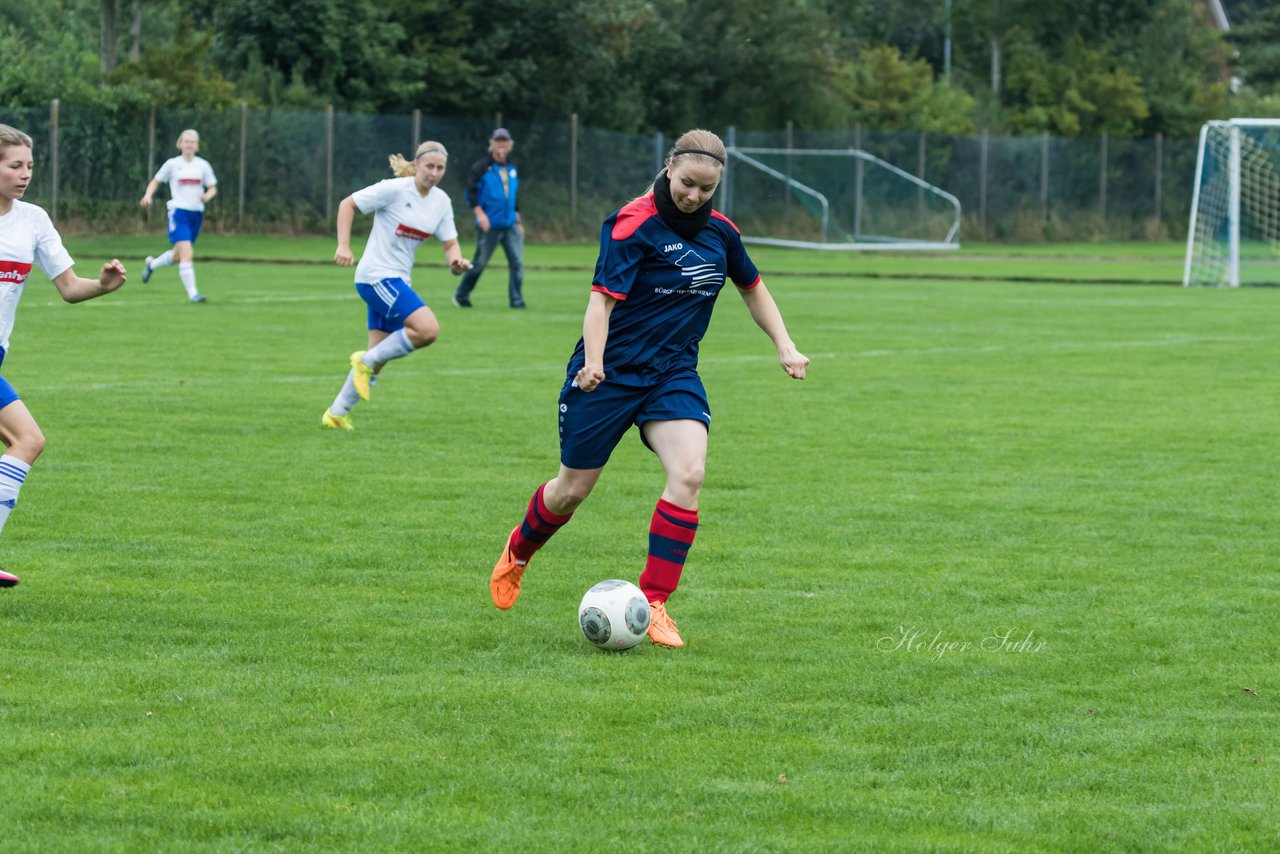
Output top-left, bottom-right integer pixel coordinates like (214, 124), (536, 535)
(0, 261), (33, 284)
(395, 224), (431, 241)
(663, 242), (683, 253)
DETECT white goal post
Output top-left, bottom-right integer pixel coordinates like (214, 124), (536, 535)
(1184, 118), (1280, 287)
(722, 147), (961, 251)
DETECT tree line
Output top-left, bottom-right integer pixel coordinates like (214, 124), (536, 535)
(2, 0), (1278, 139)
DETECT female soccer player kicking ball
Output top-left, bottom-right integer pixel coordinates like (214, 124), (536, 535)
(489, 129), (809, 647)
(321, 141), (472, 431)
(0, 125), (127, 588)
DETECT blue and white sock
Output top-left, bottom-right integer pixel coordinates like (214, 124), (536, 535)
(178, 262), (199, 299)
(151, 250), (175, 269)
(0, 455), (31, 537)
(330, 373), (379, 416)
(331, 371), (361, 416)
(362, 329), (415, 367)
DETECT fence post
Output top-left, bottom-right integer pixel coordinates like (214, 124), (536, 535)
(1154, 131), (1163, 224)
(570, 112), (579, 224)
(785, 120), (794, 220)
(49, 99), (59, 226)
(653, 132), (664, 175)
(1040, 131), (1050, 223)
(724, 125), (736, 217)
(1099, 131), (1108, 222)
(325, 104), (334, 225)
(917, 131), (927, 227)
(494, 111), (502, 131)
(853, 122), (863, 240)
(238, 102), (248, 229)
(412, 108), (421, 151)
(979, 128), (989, 240)
(146, 103), (156, 225)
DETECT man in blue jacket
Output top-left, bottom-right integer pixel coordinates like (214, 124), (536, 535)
(453, 128), (525, 308)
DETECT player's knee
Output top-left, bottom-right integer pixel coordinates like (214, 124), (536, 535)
(672, 461), (705, 495)
(13, 429), (45, 461)
(555, 481), (594, 511)
(406, 324), (438, 348)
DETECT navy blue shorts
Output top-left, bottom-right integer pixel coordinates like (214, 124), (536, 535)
(558, 371), (710, 470)
(167, 208), (204, 244)
(356, 278), (428, 333)
(0, 348), (18, 411)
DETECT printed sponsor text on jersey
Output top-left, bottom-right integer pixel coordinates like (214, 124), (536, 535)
(395, 223), (432, 241)
(0, 261), (33, 285)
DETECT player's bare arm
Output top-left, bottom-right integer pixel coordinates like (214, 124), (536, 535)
(442, 239), (473, 275)
(52, 260), (126, 303)
(739, 280), (809, 379)
(139, 178), (161, 207)
(576, 291), (615, 392)
(333, 196), (357, 266)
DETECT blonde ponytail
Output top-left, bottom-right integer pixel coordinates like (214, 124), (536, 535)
(389, 140), (449, 177)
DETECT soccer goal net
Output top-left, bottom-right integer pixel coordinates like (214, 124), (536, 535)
(720, 147), (961, 250)
(1184, 119), (1280, 287)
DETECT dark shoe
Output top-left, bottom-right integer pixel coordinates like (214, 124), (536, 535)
(453, 295), (472, 308)
(510, 301), (526, 309)
(0, 567), (20, 588)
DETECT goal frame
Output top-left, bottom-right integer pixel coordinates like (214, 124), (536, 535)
(724, 147), (962, 251)
(1183, 118), (1280, 287)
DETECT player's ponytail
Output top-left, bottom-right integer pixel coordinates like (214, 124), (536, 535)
(389, 140), (449, 177)
(0, 124), (34, 157)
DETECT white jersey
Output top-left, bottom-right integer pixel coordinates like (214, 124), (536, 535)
(351, 177), (458, 284)
(0, 201), (74, 352)
(154, 155), (217, 212)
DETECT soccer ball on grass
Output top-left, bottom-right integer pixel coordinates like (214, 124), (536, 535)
(578, 580), (650, 650)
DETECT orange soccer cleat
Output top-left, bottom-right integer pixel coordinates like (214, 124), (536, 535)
(490, 527), (526, 610)
(646, 600), (684, 648)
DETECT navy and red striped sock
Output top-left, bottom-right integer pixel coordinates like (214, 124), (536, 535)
(509, 482), (573, 564)
(639, 499), (699, 604)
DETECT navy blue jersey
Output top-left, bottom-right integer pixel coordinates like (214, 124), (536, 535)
(566, 195), (761, 386)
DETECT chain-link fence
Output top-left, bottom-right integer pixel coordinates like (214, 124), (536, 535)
(1, 102), (1197, 242)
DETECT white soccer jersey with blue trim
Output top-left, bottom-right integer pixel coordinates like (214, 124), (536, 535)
(351, 177), (458, 285)
(154, 155), (217, 212)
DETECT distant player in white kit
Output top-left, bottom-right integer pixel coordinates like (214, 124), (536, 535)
(321, 141), (473, 430)
(0, 125), (127, 589)
(139, 129), (217, 303)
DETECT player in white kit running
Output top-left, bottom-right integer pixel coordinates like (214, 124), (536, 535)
(139, 129), (217, 303)
(0, 125), (127, 589)
(321, 141), (472, 431)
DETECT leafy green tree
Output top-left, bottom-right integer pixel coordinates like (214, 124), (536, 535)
(209, 0), (424, 111)
(1229, 2), (1280, 92)
(835, 45), (976, 133)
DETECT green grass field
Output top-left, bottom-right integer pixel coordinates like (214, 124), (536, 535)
(1, 237), (1276, 851)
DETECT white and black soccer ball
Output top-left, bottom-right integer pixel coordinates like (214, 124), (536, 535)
(578, 580), (650, 650)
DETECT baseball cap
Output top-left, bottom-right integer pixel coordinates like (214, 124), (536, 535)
(490, 128), (512, 141)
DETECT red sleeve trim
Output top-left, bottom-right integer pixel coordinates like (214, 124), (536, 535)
(591, 284), (628, 300)
(735, 273), (762, 291)
(610, 195), (659, 240)
(711, 209), (741, 233)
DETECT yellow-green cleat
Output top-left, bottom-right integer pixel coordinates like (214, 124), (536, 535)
(349, 351), (374, 401)
(321, 409), (354, 431)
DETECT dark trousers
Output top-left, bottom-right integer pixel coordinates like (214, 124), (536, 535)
(456, 226), (524, 305)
